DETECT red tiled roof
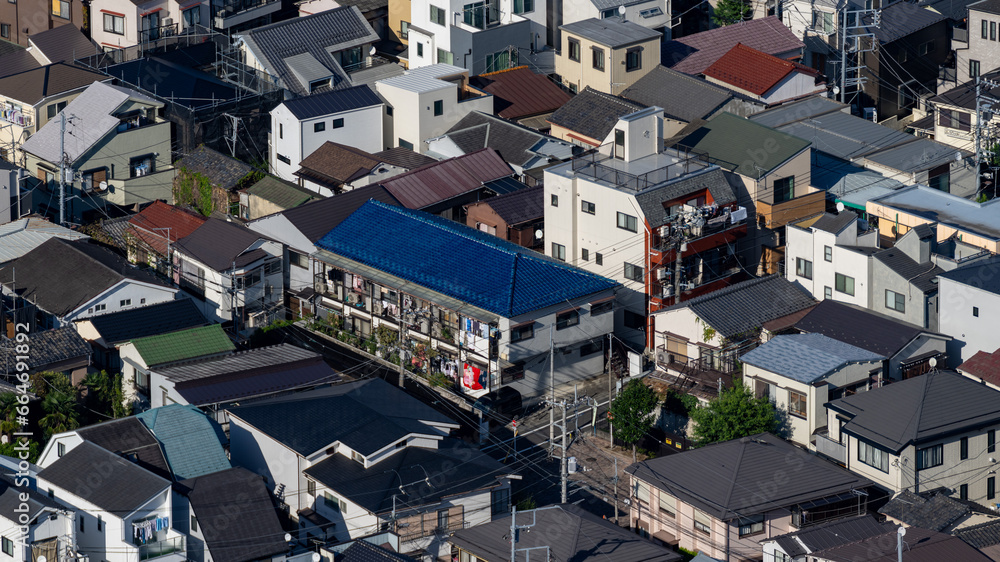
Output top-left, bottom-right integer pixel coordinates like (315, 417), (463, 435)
(379, 148), (513, 209)
(127, 201), (207, 256)
(469, 66), (572, 120)
(959, 348), (1000, 387)
(704, 43), (821, 96)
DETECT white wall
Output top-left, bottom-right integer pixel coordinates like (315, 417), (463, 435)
(938, 276), (1000, 364)
(561, 0), (670, 33)
(62, 281), (181, 325)
(271, 103), (384, 183)
(375, 78), (492, 154)
(785, 223), (874, 307)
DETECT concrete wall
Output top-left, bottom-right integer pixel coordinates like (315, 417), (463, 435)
(939, 275), (1000, 364)
(375, 79), (492, 154)
(869, 258), (935, 329)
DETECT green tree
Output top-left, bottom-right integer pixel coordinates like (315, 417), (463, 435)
(0, 393), (21, 437)
(29, 372), (75, 401)
(81, 371), (127, 420)
(689, 379), (777, 446)
(610, 379), (660, 462)
(712, 0), (751, 26)
(39, 391), (79, 439)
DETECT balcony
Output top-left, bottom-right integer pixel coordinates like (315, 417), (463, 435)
(212, 0), (281, 29)
(570, 145), (711, 192)
(396, 516), (468, 541)
(814, 430), (847, 464)
(1, 105), (33, 128)
(654, 206), (748, 255)
(651, 351), (737, 401)
(138, 537), (185, 561)
(757, 190), (826, 229)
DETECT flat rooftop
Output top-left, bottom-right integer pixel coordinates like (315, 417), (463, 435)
(868, 184), (1000, 241)
(548, 145), (711, 193)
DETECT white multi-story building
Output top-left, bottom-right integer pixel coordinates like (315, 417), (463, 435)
(785, 211), (879, 307)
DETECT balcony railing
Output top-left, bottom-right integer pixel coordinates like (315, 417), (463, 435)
(138, 537), (184, 561)
(654, 206), (747, 252)
(757, 190), (826, 230)
(570, 145), (711, 192)
(397, 517), (468, 541)
(814, 431), (847, 464)
(953, 26), (968, 44)
(212, 0), (279, 20)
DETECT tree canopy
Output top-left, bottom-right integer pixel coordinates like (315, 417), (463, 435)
(610, 379), (660, 461)
(689, 379), (777, 446)
(712, 0), (751, 26)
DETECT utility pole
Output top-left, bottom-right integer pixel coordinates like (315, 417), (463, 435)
(398, 317), (407, 388)
(613, 457), (619, 525)
(974, 75), (1000, 194)
(673, 240), (684, 305)
(561, 399), (568, 503)
(607, 332), (614, 450)
(58, 112), (66, 226)
(838, 7), (879, 110)
(549, 325), (555, 456)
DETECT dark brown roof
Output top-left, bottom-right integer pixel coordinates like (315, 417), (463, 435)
(258, 183), (401, 243)
(469, 66), (572, 120)
(27, 24), (99, 63)
(77, 417), (172, 480)
(372, 146), (437, 169)
(296, 141), (381, 186)
(0, 63), (106, 105)
(379, 148), (513, 209)
(959, 348), (1000, 386)
(810, 526), (991, 561)
(0, 51), (41, 79)
(482, 184), (543, 225)
(173, 218), (270, 271)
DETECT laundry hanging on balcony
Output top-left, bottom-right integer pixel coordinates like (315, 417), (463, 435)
(133, 516), (170, 544)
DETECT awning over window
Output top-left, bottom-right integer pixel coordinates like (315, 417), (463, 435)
(797, 491), (858, 511)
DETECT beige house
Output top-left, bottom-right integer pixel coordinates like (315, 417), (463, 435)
(556, 17), (661, 96)
(627, 433), (873, 561)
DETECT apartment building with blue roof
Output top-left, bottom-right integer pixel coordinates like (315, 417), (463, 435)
(312, 199), (619, 400)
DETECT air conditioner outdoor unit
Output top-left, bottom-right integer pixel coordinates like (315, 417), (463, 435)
(655, 351), (667, 364)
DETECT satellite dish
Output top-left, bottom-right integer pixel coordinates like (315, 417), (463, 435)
(618, 4), (626, 14)
(898, 527), (907, 537)
(96, 181), (108, 192)
(369, 45), (376, 56)
(311, 554), (321, 562)
(284, 533), (292, 543)
(929, 357), (937, 368)
(832, 86), (840, 95)
(37, 557), (46, 562)
(534, 229), (543, 239)
(956, 151), (963, 162)
(836, 201), (845, 213)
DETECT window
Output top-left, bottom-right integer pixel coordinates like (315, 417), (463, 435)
(551, 242), (566, 261)
(104, 12), (125, 34)
(51, 0), (69, 18)
(551, 194), (558, 207)
(658, 490), (675, 518)
(824, 245), (832, 262)
(513, 0), (533, 13)
(624, 309), (645, 330)
(858, 441), (889, 472)
(1, 537), (12, 556)
(438, 48), (454, 65)
(47, 101), (66, 119)
(433, 100), (443, 116)
(738, 514), (765, 537)
(314, 121), (326, 133)
(290, 250), (309, 269)
(635, 480), (649, 503)
(971, 59), (981, 79)
(511, 322), (534, 342)
(984, 19), (989, 39)
(813, 10), (834, 34)
(625, 47), (642, 71)
(885, 289), (905, 313)
(416, 42), (424, 57)
(435, 509), (450, 532)
(277, 153), (291, 165)
(989, 430), (995, 453)
(79, 515), (84, 532)
(624, 262), (643, 282)
(581, 200), (595, 214)
(141, 10), (159, 39)
(120, 299), (131, 307)
(278, 123), (283, 139)
(190, 515), (197, 533)
(591, 300), (612, 315)
(307, 479), (316, 497)
(835, 273), (855, 296)
(592, 47), (605, 71)
(788, 390), (807, 419)
(324, 492), (348, 513)
(57, 443), (65, 457)
(919, 40), (934, 55)
(974, 306), (980, 317)
(693, 509), (711, 535)
(961, 437), (969, 460)
(0, 24), (7, 38)
(398, 139), (414, 150)
(582, 248), (590, 261)
(601, 7), (616, 17)
(916, 444), (943, 470)
(774, 176), (795, 203)
(556, 309), (579, 330)
(796, 258), (812, 280)
(896, 49), (908, 63)
(400, 20), (409, 39)
(97, 516), (102, 532)
(130, 154), (154, 177)
(491, 488), (510, 515)
(182, 5), (200, 27)
(569, 83), (578, 94)
(94, 304), (106, 312)
(568, 38), (580, 61)
(961, 483), (969, 500)
(332, 118), (344, 129)
(993, 21), (997, 40)
(617, 212), (638, 232)
(429, 5), (445, 25)
(991, 477), (997, 501)
(581, 340), (602, 356)
(387, 106), (393, 116)
(595, 253), (603, 266)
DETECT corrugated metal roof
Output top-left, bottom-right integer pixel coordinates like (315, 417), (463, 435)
(280, 84), (382, 120)
(315, 200), (619, 317)
(869, 184), (1000, 240)
(812, 153), (904, 208)
(747, 95), (847, 128)
(469, 66), (572, 120)
(772, 111), (915, 160)
(559, 17), (662, 48)
(379, 148), (513, 209)
(376, 63), (467, 93)
(741, 333), (885, 383)
(0, 218), (88, 264)
(861, 137), (965, 173)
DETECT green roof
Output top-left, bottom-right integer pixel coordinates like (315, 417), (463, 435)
(247, 175), (321, 210)
(678, 112), (811, 178)
(131, 324), (235, 367)
(136, 404), (231, 480)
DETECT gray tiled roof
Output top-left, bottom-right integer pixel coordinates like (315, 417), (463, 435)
(770, 515), (894, 557)
(173, 218), (269, 272)
(305, 441), (504, 513)
(808, 211), (857, 234)
(795, 299), (942, 358)
(656, 275), (816, 339)
(866, 1), (946, 43)
(77, 417), (172, 480)
(560, 17), (663, 48)
(239, 6), (378, 96)
(38, 441), (169, 515)
(87, 299), (207, 345)
(280, 84), (382, 120)
(828, 371), (1000, 453)
(228, 378), (456, 457)
(628, 433), (873, 520)
(0, 474), (62, 520)
(0, 327), (90, 373)
(872, 247), (944, 293)
(740, 333), (885, 383)
(443, 111), (555, 167)
(548, 87), (645, 142)
(862, 138), (966, 174)
(957, 518), (1000, 548)
(971, 0), (1000, 15)
(177, 468), (287, 562)
(878, 490), (969, 531)
(621, 66), (734, 123)
(450, 504), (682, 562)
(176, 146), (253, 192)
(27, 24), (100, 63)
(263, 183), (401, 243)
(373, 147), (438, 170)
(340, 541), (416, 562)
(809, 526), (990, 562)
(483, 184), (543, 225)
(0, 238), (170, 317)
(634, 167), (736, 228)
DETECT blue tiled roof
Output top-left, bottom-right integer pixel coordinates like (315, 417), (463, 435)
(740, 333), (885, 383)
(316, 200), (618, 317)
(136, 404), (231, 480)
